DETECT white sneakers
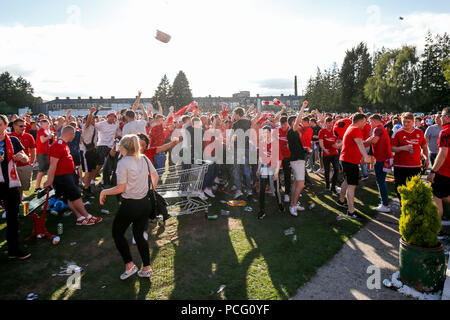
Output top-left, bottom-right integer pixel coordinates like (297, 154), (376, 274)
(198, 192), (208, 201)
(284, 194), (290, 203)
(234, 190), (244, 199)
(289, 206), (298, 217)
(204, 188), (215, 198)
(374, 204), (391, 213)
(289, 204), (304, 217)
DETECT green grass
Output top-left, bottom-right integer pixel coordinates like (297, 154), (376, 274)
(0, 170), (447, 300)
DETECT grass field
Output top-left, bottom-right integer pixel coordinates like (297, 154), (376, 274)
(0, 169), (448, 300)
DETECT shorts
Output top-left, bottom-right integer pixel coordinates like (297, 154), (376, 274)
(37, 154), (49, 172)
(341, 161), (359, 186)
(53, 174), (81, 202)
(16, 165), (33, 191)
(72, 151), (81, 167)
(432, 173), (450, 199)
(97, 146), (111, 166)
(84, 148), (98, 172)
(290, 160), (305, 181)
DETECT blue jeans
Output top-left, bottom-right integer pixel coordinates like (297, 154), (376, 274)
(153, 152), (166, 177)
(430, 153), (438, 166)
(233, 152), (251, 192)
(375, 161), (389, 206)
(203, 163), (218, 189)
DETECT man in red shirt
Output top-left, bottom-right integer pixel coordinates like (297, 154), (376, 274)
(279, 116), (292, 203)
(319, 117), (342, 195)
(333, 118), (352, 141)
(360, 121), (372, 180)
(365, 114), (393, 213)
(10, 118), (36, 200)
(428, 107), (450, 220)
(35, 118), (53, 192)
(300, 117), (313, 184)
(44, 126), (102, 226)
(391, 112), (429, 202)
(337, 113), (371, 218)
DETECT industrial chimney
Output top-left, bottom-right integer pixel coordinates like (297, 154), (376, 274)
(294, 76), (298, 96)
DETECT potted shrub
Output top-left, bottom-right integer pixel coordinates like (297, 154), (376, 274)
(398, 175), (447, 293)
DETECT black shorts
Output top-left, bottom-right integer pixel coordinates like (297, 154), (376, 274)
(53, 174), (81, 202)
(97, 146), (111, 166)
(72, 152), (81, 167)
(84, 149), (98, 172)
(432, 173), (450, 199)
(341, 161), (359, 186)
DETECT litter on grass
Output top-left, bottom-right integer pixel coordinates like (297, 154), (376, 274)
(63, 211), (73, 217)
(383, 272), (443, 300)
(284, 227), (295, 236)
(217, 285), (226, 294)
(220, 210), (230, 216)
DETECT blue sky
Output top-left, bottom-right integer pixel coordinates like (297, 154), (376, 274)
(0, 0), (449, 101)
(2, 0), (449, 27)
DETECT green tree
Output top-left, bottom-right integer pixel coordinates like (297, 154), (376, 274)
(151, 74), (172, 113)
(417, 32), (450, 112)
(0, 71), (36, 113)
(340, 42), (373, 111)
(364, 46), (419, 112)
(168, 71), (193, 110)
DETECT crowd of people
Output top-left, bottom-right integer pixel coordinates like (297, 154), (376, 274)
(1, 91), (449, 280)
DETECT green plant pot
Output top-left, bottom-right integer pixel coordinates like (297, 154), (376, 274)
(399, 238), (447, 293)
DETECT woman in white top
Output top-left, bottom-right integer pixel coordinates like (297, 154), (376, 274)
(100, 134), (158, 280)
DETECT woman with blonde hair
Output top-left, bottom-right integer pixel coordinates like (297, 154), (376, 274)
(100, 134), (158, 280)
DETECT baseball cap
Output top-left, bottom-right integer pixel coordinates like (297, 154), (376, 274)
(107, 111), (117, 118)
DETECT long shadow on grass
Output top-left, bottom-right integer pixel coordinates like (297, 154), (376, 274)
(169, 210), (252, 300)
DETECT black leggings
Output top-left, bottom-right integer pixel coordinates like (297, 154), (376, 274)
(112, 197), (152, 266)
(259, 176), (282, 211)
(282, 158), (291, 195)
(323, 154), (339, 189)
(0, 184), (21, 255)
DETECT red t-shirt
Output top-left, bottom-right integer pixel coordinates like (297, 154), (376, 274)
(48, 139), (75, 176)
(362, 123), (372, 140)
(36, 128), (50, 155)
(391, 128), (426, 168)
(144, 146), (157, 164)
(436, 123), (450, 178)
(9, 132), (36, 167)
(319, 128), (338, 156)
(371, 125), (392, 162)
(150, 124), (165, 148)
(278, 127), (291, 160)
(333, 119), (352, 140)
(340, 125), (364, 165)
(300, 126), (313, 151)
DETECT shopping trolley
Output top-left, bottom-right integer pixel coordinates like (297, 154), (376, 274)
(156, 161), (211, 217)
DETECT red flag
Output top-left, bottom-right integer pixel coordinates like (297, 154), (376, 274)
(167, 101), (198, 123)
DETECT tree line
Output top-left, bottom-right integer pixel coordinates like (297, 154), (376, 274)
(304, 32), (450, 113)
(0, 72), (42, 114)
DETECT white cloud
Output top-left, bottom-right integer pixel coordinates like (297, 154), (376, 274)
(0, 1), (449, 102)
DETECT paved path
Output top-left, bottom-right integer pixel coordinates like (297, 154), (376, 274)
(292, 200), (414, 300)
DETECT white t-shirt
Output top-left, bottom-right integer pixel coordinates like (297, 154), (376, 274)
(95, 121), (121, 148)
(116, 155), (156, 199)
(80, 124), (98, 152)
(122, 119), (147, 136)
